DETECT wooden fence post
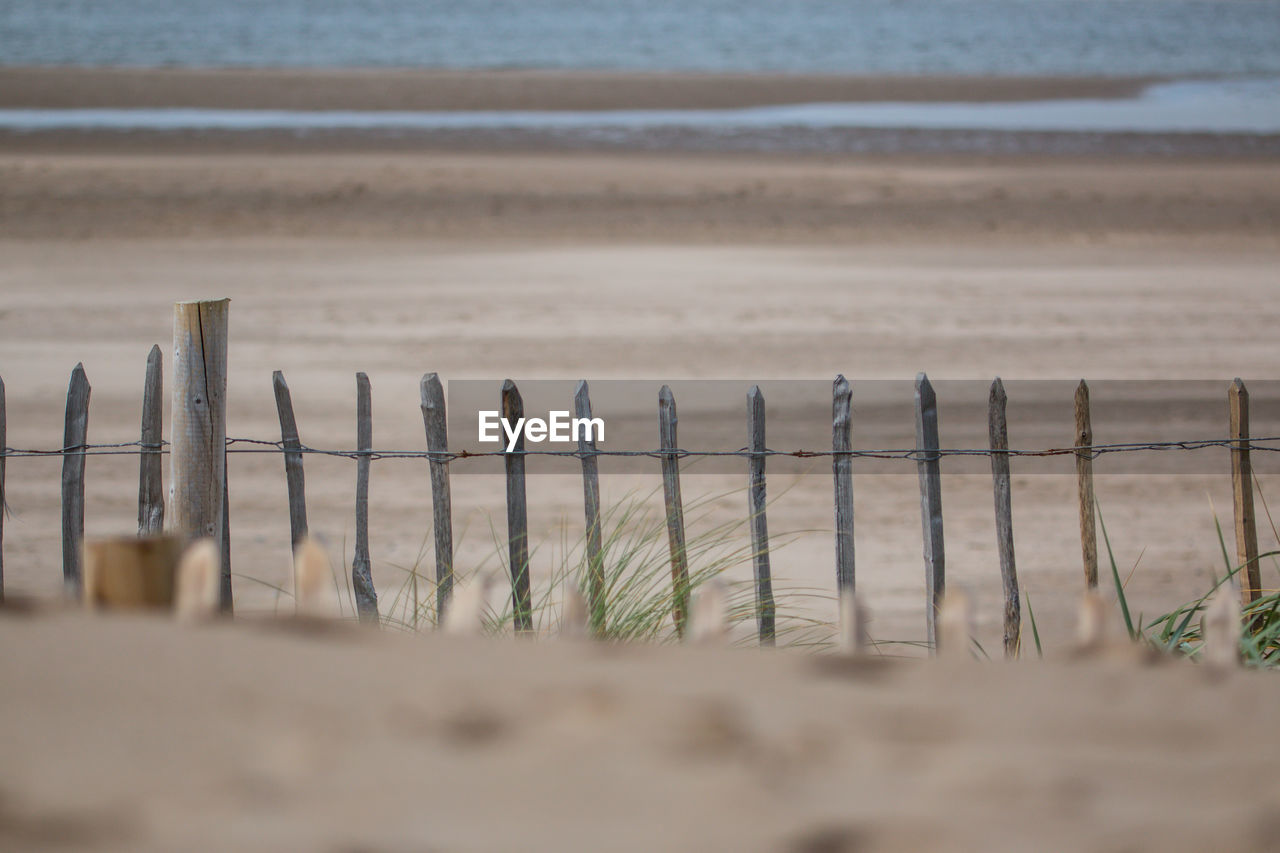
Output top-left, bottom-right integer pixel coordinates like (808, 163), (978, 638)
(1074, 380), (1098, 589)
(352, 372), (378, 624)
(575, 380), (606, 636)
(221, 458), (232, 613)
(914, 372), (944, 652)
(272, 370), (308, 554)
(747, 386), (776, 646)
(502, 380), (532, 633)
(0, 375), (6, 602)
(658, 385), (690, 638)
(420, 373), (453, 624)
(62, 363), (91, 594)
(171, 299), (229, 609)
(988, 378), (1020, 658)
(138, 344), (164, 536)
(1229, 378), (1261, 606)
(832, 374), (855, 595)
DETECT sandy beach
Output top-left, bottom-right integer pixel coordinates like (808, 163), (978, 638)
(2, 66), (1280, 850)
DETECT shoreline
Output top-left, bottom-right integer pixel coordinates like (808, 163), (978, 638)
(0, 66), (1165, 111)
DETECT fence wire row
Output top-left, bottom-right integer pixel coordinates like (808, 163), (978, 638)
(2, 436), (1279, 462)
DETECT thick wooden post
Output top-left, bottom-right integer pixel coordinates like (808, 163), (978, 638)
(832, 374), (855, 595)
(914, 373), (944, 652)
(658, 385), (690, 638)
(352, 372), (378, 624)
(1229, 378), (1261, 606)
(575, 380), (606, 636)
(62, 363), (91, 594)
(272, 370), (308, 554)
(138, 344), (165, 536)
(502, 380), (532, 633)
(1074, 380), (1098, 589)
(988, 378), (1020, 658)
(747, 386), (776, 646)
(170, 299), (229, 608)
(420, 373), (454, 623)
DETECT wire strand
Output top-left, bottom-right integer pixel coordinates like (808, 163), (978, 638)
(2, 436), (1278, 462)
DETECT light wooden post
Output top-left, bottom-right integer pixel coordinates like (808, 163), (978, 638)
(272, 370), (308, 554)
(352, 372), (378, 624)
(138, 344), (164, 536)
(420, 373), (453, 623)
(170, 299), (229, 608)
(62, 363), (91, 594)
(658, 385), (690, 638)
(832, 374), (855, 595)
(1229, 378), (1261, 606)
(575, 380), (606, 636)
(988, 378), (1020, 658)
(1074, 380), (1098, 589)
(502, 380), (532, 633)
(747, 386), (776, 646)
(914, 373), (944, 652)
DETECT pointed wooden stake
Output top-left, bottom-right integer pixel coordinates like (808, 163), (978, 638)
(575, 380), (606, 636)
(138, 344), (164, 536)
(747, 385), (775, 647)
(502, 380), (532, 633)
(62, 363), (91, 594)
(352, 372), (378, 624)
(420, 373), (454, 623)
(832, 375), (855, 596)
(659, 385), (690, 638)
(914, 373), (944, 652)
(988, 378), (1020, 658)
(1229, 378), (1261, 606)
(272, 370), (308, 554)
(1074, 380), (1098, 589)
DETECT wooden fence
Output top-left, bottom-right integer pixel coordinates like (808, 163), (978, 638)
(0, 299), (1271, 655)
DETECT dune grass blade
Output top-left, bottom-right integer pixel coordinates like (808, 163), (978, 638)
(1098, 511), (1135, 639)
(1025, 592), (1043, 659)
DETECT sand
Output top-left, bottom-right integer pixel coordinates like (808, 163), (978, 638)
(2, 611), (1279, 852)
(1, 68), (1279, 850)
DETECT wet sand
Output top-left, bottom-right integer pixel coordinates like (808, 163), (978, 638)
(0, 66), (1160, 111)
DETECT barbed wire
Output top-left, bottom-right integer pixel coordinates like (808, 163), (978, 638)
(1, 436), (1278, 462)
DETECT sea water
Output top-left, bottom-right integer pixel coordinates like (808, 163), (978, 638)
(2, 0), (1279, 78)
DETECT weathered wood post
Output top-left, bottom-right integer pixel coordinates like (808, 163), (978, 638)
(170, 299), (229, 609)
(138, 344), (164, 536)
(272, 370), (308, 554)
(832, 374), (855, 595)
(747, 386), (776, 646)
(988, 378), (1020, 658)
(0, 375), (6, 602)
(502, 380), (532, 633)
(221, 459), (232, 612)
(352, 372), (378, 623)
(914, 372), (944, 652)
(1074, 380), (1098, 589)
(62, 363), (91, 594)
(658, 385), (690, 638)
(1229, 378), (1261, 606)
(575, 380), (606, 636)
(420, 373), (453, 623)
